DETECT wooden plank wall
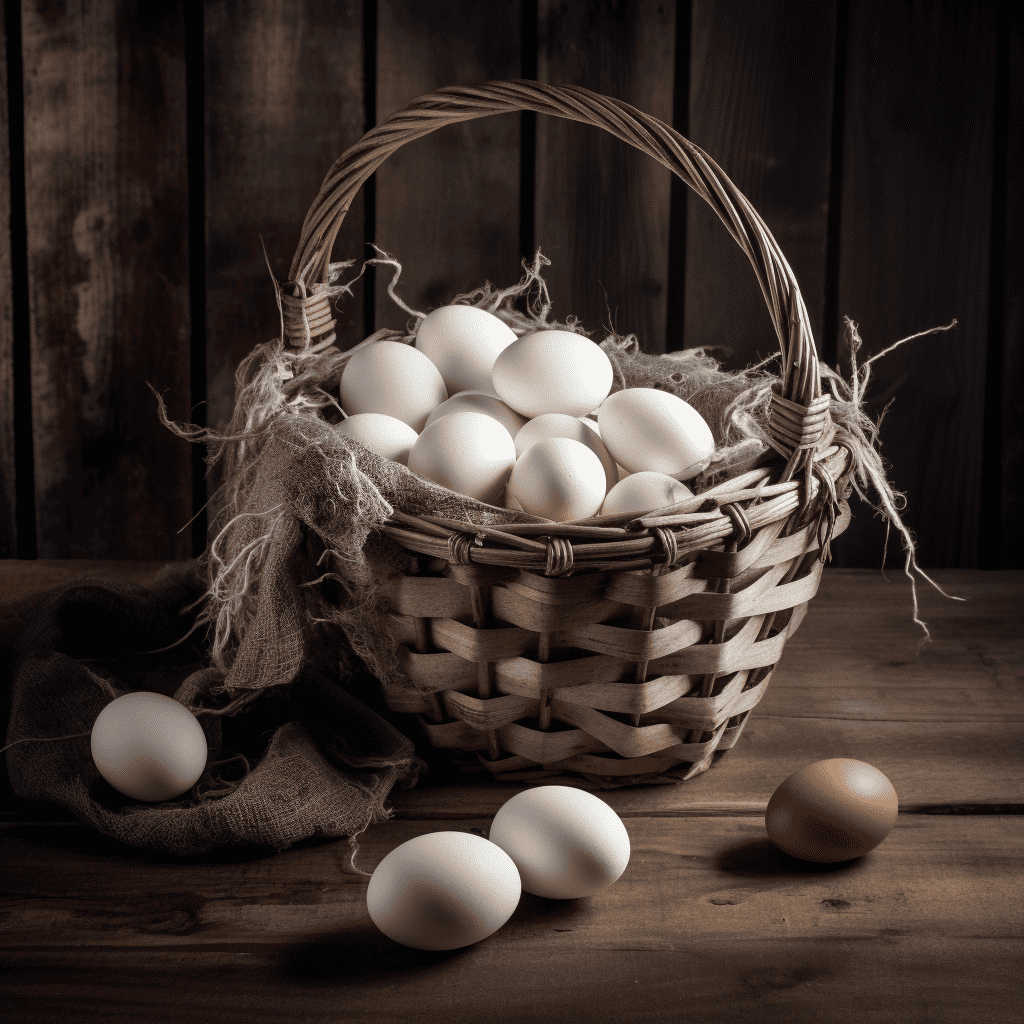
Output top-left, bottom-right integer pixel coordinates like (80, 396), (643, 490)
(0, 0), (1020, 568)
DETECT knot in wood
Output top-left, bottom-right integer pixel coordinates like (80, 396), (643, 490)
(544, 536), (574, 577)
(281, 287), (337, 350)
(768, 393), (832, 454)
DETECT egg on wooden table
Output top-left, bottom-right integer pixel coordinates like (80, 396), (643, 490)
(488, 786), (631, 899)
(340, 340), (448, 432)
(492, 330), (613, 418)
(414, 304), (518, 394)
(765, 758), (900, 863)
(506, 437), (607, 522)
(408, 410), (516, 505)
(90, 691), (208, 803)
(598, 387), (715, 480)
(601, 471), (693, 516)
(334, 412), (419, 464)
(366, 831), (521, 950)
(424, 390), (528, 441)
(514, 413), (618, 494)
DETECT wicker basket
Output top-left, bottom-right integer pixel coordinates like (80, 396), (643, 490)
(279, 80), (853, 786)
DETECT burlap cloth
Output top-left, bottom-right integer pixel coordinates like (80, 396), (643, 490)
(2, 560), (426, 856)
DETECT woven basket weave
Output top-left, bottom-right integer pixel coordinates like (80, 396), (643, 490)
(278, 80), (853, 785)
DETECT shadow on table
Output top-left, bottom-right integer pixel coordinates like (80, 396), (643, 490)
(715, 836), (872, 876)
(279, 924), (473, 980)
(278, 891), (587, 982)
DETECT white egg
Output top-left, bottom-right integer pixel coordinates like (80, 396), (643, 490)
(415, 305), (518, 394)
(340, 340), (448, 432)
(408, 410), (516, 505)
(335, 412), (419, 464)
(488, 786), (631, 900)
(492, 330), (613, 418)
(514, 413), (618, 493)
(424, 390), (528, 440)
(367, 831), (521, 950)
(506, 437), (607, 523)
(598, 388), (715, 480)
(601, 471), (693, 516)
(505, 488), (525, 512)
(90, 692), (208, 803)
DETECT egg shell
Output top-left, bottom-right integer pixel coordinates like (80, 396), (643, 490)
(414, 305), (518, 394)
(506, 436), (607, 522)
(90, 692), (208, 803)
(492, 330), (613, 418)
(425, 390), (529, 440)
(488, 786), (631, 899)
(504, 488), (525, 512)
(601, 471), (693, 516)
(334, 413), (419, 464)
(515, 413), (618, 493)
(598, 388), (715, 480)
(765, 758), (899, 863)
(340, 340), (448, 432)
(366, 831), (521, 950)
(408, 410), (516, 505)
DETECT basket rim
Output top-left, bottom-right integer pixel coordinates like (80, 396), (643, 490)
(380, 442), (852, 577)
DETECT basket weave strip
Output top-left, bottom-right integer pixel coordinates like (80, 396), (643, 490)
(378, 497), (846, 780)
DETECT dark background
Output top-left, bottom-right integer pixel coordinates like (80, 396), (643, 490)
(1, 0), (1020, 569)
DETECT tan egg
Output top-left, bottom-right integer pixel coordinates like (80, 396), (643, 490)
(340, 340), (448, 432)
(765, 759), (899, 863)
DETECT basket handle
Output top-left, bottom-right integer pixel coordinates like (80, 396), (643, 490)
(285, 80), (831, 478)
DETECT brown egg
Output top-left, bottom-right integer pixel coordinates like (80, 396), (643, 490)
(765, 758), (899, 863)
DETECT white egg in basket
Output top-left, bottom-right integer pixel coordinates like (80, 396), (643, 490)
(415, 304), (518, 394)
(506, 436), (607, 522)
(340, 340), (448, 432)
(598, 387), (715, 480)
(408, 410), (516, 505)
(492, 330), (613, 418)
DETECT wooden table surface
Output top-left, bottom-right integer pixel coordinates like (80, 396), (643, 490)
(1, 561), (1021, 1023)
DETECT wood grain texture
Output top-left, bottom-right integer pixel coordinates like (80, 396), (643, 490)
(832, 0), (997, 570)
(0, 816), (1021, 1023)
(204, 0), (366, 438)
(0, 0), (14, 558)
(20, 0), (192, 560)
(373, 0), (523, 327)
(1001, 16), (1023, 568)
(684, 0), (837, 370)
(535, 0), (676, 353)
